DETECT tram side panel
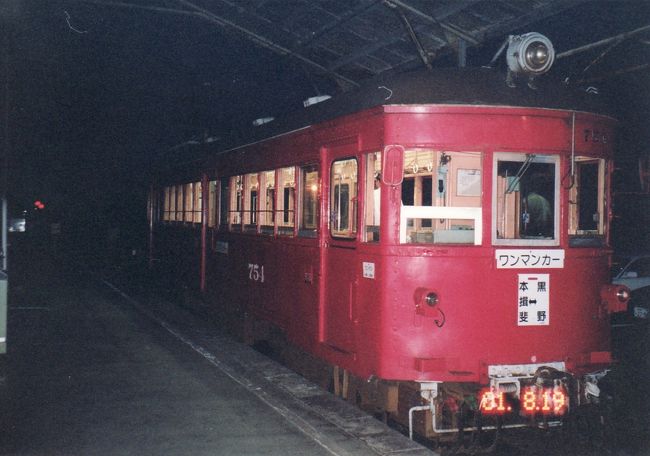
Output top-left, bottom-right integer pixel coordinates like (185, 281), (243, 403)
(236, 235), (320, 349)
(278, 239), (321, 353)
(207, 226), (322, 352)
(205, 140), (328, 350)
(204, 232), (249, 338)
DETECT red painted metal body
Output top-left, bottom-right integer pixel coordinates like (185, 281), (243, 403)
(151, 87), (617, 389)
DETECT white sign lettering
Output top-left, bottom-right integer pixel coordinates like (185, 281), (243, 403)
(362, 262), (375, 279)
(496, 249), (564, 269)
(248, 263), (265, 283)
(518, 274), (549, 326)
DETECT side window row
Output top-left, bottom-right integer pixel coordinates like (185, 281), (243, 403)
(222, 165), (319, 237)
(162, 182), (202, 224)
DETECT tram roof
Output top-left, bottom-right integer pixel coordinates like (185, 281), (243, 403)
(213, 67), (611, 155)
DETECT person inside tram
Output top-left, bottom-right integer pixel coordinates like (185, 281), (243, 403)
(522, 173), (552, 237)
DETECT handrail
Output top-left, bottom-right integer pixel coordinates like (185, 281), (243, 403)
(400, 205), (482, 245)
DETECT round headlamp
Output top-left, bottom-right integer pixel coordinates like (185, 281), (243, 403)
(425, 292), (439, 307)
(507, 33), (555, 75)
(616, 287), (630, 303)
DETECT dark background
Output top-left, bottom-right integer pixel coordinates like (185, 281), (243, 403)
(2, 0), (649, 259)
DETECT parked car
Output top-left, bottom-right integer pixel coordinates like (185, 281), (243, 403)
(628, 286), (650, 320)
(612, 254), (650, 321)
(612, 254), (650, 292)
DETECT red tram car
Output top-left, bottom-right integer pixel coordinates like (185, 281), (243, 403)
(148, 66), (629, 439)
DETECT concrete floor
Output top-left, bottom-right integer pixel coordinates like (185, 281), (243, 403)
(2, 236), (648, 456)
(0, 244), (432, 456)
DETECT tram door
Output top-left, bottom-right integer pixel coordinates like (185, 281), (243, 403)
(322, 143), (359, 354)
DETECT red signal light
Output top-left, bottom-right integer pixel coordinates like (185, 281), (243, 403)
(34, 200), (45, 210)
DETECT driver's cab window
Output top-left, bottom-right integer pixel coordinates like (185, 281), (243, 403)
(569, 158), (606, 246)
(493, 153), (559, 246)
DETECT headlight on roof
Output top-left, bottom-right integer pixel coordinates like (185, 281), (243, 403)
(507, 33), (555, 75)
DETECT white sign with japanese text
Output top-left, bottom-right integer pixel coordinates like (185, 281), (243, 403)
(496, 249), (564, 269)
(518, 274), (550, 326)
(362, 262), (375, 279)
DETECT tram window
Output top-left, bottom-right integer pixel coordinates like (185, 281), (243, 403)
(207, 180), (218, 228)
(243, 173), (259, 231)
(163, 187), (171, 222)
(169, 185), (176, 222)
(364, 152), (381, 242)
(400, 150), (482, 245)
(335, 185), (350, 229)
(299, 165), (319, 237)
(219, 180), (229, 230)
(569, 158), (606, 245)
(277, 167), (295, 236)
(493, 153), (558, 245)
(401, 178), (414, 205)
(421, 177), (433, 228)
(331, 158), (358, 239)
(229, 175), (243, 230)
(184, 183), (193, 222)
(175, 185), (183, 222)
(168, 186), (176, 221)
(260, 170), (275, 234)
(193, 181), (202, 224)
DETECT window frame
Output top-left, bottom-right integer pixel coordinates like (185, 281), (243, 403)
(192, 181), (202, 224)
(298, 164), (319, 238)
(363, 151), (382, 243)
(243, 173), (259, 232)
(260, 170), (276, 235)
(219, 179), (229, 230)
(491, 152), (560, 247)
(276, 166), (296, 236)
(207, 180), (218, 228)
(228, 175), (244, 231)
(330, 157), (358, 240)
(184, 183), (194, 223)
(175, 185), (183, 222)
(568, 157), (606, 242)
(398, 149), (482, 245)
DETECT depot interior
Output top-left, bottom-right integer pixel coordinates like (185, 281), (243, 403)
(1, 1), (650, 450)
(3, 1), (649, 258)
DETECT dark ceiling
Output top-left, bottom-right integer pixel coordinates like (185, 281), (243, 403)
(2, 0), (650, 216)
